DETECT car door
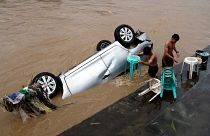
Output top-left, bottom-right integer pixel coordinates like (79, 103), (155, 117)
(62, 55), (111, 95)
(100, 42), (129, 77)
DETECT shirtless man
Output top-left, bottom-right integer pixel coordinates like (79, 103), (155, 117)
(138, 47), (158, 78)
(162, 34), (180, 67)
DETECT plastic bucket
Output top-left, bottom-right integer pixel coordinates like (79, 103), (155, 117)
(195, 50), (209, 70)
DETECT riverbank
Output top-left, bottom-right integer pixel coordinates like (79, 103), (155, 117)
(59, 45), (210, 136)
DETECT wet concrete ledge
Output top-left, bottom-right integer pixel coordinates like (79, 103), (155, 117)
(59, 45), (210, 136)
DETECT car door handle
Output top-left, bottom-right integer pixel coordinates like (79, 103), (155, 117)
(102, 74), (110, 79)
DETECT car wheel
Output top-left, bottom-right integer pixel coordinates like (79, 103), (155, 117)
(96, 40), (111, 51)
(114, 24), (135, 48)
(32, 72), (61, 98)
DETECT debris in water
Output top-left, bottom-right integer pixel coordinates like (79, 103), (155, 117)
(0, 84), (57, 122)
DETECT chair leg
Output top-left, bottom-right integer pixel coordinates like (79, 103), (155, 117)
(172, 87), (177, 99)
(149, 92), (160, 102)
(138, 88), (150, 96)
(139, 64), (142, 77)
(180, 62), (185, 74)
(180, 62), (185, 76)
(130, 62), (134, 78)
(160, 88), (164, 98)
(189, 64), (193, 79)
(196, 64), (199, 76)
(172, 73), (177, 87)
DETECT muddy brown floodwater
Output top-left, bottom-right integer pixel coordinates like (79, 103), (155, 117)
(0, 0), (210, 136)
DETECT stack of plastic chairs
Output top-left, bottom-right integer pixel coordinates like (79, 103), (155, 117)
(160, 67), (177, 100)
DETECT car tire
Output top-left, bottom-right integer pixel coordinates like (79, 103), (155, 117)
(32, 72), (61, 98)
(96, 40), (111, 51)
(114, 24), (135, 48)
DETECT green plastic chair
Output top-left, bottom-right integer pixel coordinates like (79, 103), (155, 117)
(160, 67), (177, 99)
(127, 55), (142, 78)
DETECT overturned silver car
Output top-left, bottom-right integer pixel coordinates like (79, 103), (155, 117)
(32, 24), (153, 99)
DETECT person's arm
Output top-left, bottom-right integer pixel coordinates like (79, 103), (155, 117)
(135, 52), (144, 56)
(139, 61), (149, 66)
(139, 54), (154, 66)
(174, 46), (180, 58)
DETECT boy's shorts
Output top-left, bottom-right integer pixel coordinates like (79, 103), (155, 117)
(148, 65), (158, 78)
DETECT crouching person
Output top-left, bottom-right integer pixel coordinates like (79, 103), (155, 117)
(138, 47), (158, 78)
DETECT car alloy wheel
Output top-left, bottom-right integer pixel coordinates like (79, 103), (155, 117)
(114, 24), (135, 48)
(32, 72), (61, 98)
(119, 27), (133, 42)
(37, 75), (56, 95)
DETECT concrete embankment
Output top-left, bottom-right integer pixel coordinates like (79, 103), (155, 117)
(59, 45), (210, 136)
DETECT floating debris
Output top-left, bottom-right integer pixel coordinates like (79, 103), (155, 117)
(0, 84), (57, 122)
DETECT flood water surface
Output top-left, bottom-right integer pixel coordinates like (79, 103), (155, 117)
(0, 0), (210, 135)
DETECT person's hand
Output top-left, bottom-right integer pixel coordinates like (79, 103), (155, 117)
(138, 61), (143, 64)
(176, 52), (180, 58)
(174, 59), (178, 63)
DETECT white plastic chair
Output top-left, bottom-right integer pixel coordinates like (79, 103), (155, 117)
(180, 57), (200, 79)
(138, 78), (161, 102)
